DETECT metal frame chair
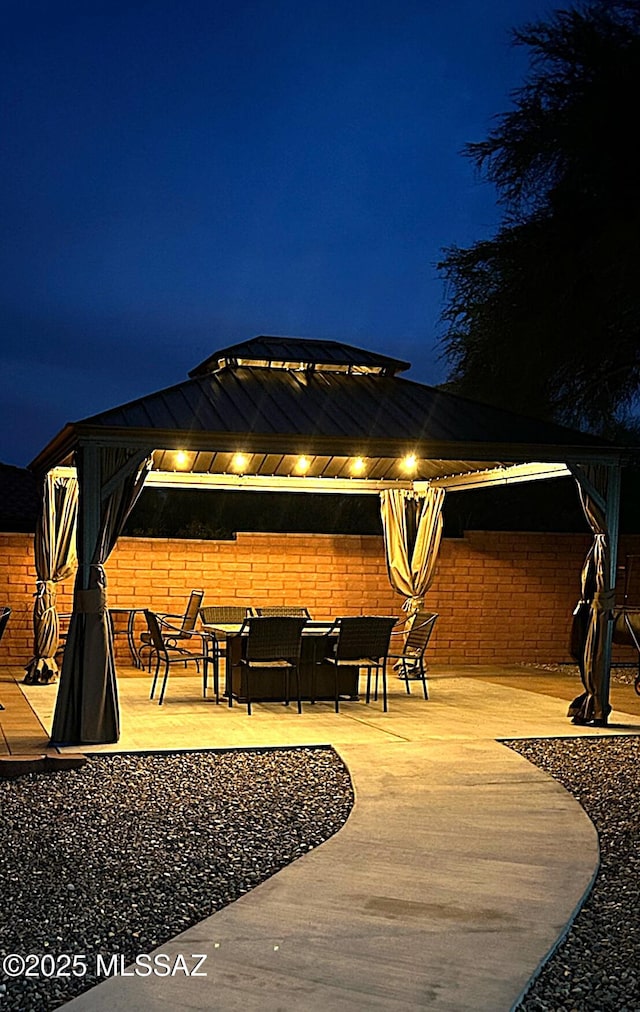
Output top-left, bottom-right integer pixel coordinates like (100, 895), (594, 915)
(235, 616), (307, 715)
(0, 607), (10, 710)
(139, 589), (204, 668)
(0, 606), (11, 644)
(144, 609), (214, 705)
(321, 616), (397, 713)
(388, 611), (438, 699)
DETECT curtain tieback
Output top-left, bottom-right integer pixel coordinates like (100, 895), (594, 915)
(402, 596), (424, 614)
(592, 589), (616, 612)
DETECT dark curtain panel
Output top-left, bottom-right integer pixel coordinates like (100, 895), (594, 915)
(51, 447), (151, 745)
(568, 469), (615, 725)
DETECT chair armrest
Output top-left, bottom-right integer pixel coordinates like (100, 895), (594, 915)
(159, 618), (193, 636)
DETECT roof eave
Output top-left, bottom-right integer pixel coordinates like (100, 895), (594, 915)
(29, 422), (632, 471)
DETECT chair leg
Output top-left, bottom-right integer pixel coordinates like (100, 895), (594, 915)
(382, 661), (388, 713)
(294, 666), (302, 714)
(365, 666), (371, 704)
(419, 659), (428, 700)
(158, 659), (170, 705)
(402, 659), (412, 694)
(150, 657), (161, 699)
(213, 650), (220, 704)
(335, 665), (340, 713)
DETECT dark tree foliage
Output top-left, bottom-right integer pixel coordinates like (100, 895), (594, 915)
(438, 1), (640, 437)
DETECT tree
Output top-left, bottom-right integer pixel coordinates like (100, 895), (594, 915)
(438, 1), (640, 436)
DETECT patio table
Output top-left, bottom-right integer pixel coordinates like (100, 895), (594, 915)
(202, 621), (360, 704)
(109, 607), (146, 668)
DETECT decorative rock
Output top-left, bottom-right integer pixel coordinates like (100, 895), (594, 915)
(0, 747), (353, 1011)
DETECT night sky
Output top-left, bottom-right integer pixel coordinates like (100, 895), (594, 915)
(2, 0), (551, 468)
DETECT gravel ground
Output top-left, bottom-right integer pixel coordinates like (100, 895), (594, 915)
(1, 735), (639, 1012)
(505, 735), (640, 1012)
(0, 747), (354, 1011)
(524, 662), (639, 689)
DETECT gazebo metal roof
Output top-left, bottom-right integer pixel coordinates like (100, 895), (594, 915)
(30, 336), (627, 492)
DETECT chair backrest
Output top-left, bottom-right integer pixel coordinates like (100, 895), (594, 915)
(181, 590), (204, 632)
(254, 606), (311, 618)
(144, 610), (166, 653)
(242, 616), (307, 663)
(0, 607), (11, 646)
(200, 605), (249, 624)
(334, 616), (397, 662)
(404, 611), (438, 657)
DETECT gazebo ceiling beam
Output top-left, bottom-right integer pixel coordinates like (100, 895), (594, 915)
(424, 462), (572, 492)
(51, 466), (414, 495)
(50, 460), (573, 495)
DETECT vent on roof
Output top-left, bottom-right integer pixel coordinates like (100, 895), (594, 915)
(188, 336), (410, 378)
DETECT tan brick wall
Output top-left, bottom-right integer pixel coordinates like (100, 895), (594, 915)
(3, 530), (640, 667)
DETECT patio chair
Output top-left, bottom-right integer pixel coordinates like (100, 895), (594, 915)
(0, 606), (11, 645)
(387, 611), (438, 699)
(254, 606), (312, 618)
(234, 615), (307, 715)
(144, 609), (214, 706)
(319, 616), (397, 713)
(0, 607), (10, 709)
(199, 605), (251, 697)
(138, 589), (204, 669)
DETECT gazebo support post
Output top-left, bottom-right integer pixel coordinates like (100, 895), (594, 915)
(601, 463), (622, 714)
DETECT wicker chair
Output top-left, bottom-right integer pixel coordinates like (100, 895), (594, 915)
(199, 606), (251, 697)
(387, 611), (438, 699)
(235, 615), (307, 715)
(321, 616), (397, 713)
(254, 606), (311, 618)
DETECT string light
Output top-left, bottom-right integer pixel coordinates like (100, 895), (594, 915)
(351, 456), (366, 475)
(232, 452), (248, 472)
(402, 453), (417, 472)
(175, 450), (188, 468)
(296, 455), (310, 474)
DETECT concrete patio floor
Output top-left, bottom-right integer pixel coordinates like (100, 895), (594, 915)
(2, 664), (640, 1010)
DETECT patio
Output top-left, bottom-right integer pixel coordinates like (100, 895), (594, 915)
(2, 663), (640, 1010)
(5, 663), (640, 755)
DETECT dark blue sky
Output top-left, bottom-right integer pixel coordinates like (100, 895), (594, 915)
(1, 0), (551, 467)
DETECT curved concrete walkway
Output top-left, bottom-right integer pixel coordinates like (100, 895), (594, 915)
(60, 737), (598, 1012)
(7, 664), (637, 1010)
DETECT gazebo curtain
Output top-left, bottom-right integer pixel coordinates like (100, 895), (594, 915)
(50, 446), (152, 745)
(24, 472), (79, 685)
(380, 487), (445, 614)
(568, 468), (616, 725)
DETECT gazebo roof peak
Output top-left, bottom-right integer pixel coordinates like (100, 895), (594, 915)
(188, 335), (410, 378)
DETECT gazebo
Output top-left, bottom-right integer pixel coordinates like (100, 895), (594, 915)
(28, 336), (632, 744)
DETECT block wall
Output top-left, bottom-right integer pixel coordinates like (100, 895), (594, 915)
(2, 530), (640, 667)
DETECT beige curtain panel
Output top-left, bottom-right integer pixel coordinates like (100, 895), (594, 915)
(51, 447), (151, 746)
(380, 487), (445, 614)
(24, 472), (79, 685)
(568, 468), (615, 725)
